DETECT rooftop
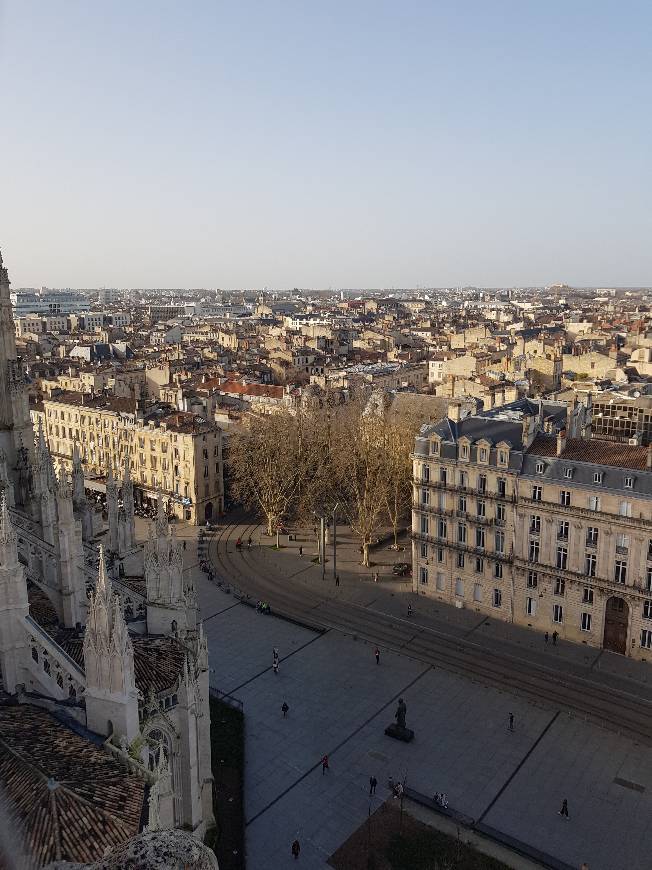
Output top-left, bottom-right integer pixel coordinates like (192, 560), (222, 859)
(0, 704), (145, 866)
(528, 434), (650, 470)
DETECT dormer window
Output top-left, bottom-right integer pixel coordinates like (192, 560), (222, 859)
(535, 461), (545, 474)
(593, 472), (604, 485)
(624, 476), (634, 489)
(430, 439), (440, 456)
(460, 443), (469, 460)
(564, 468), (573, 479)
(479, 447), (488, 462)
(498, 450), (507, 466)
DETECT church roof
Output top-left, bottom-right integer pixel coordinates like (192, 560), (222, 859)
(0, 704), (145, 866)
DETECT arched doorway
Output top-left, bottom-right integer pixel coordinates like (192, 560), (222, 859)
(205, 502), (213, 521)
(603, 596), (629, 654)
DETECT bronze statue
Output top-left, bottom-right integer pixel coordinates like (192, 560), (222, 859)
(395, 697), (407, 729)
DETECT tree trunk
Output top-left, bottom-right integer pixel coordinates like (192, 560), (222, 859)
(276, 527), (280, 548)
(267, 515), (274, 536)
(362, 540), (370, 567)
(393, 522), (399, 550)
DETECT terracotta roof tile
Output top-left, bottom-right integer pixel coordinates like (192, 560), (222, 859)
(0, 705), (145, 865)
(528, 434), (650, 469)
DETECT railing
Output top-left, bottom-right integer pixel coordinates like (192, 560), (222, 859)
(24, 615), (86, 699)
(414, 478), (515, 502)
(412, 532), (511, 563)
(520, 496), (652, 532)
(209, 686), (244, 712)
(513, 556), (652, 600)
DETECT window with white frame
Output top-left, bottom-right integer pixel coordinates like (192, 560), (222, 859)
(560, 490), (571, 507)
(420, 515), (428, 534)
(554, 577), (566, 596)
(458, 494), (467, 512)
(496, 503), (506, 522)
(536, 461), (544, 474)
(532, 485), (542, 501)
(643, 600), (652, 620)
(430, 440), (440, 455)
(581, 612), (592, 632)
(460, 443), (469, 460)
(614, 560), (627, 584)
(583, 587), (594, 605)
(476, 528), (485, 549)
(419, 566), (428, 585)
(421, 488), (429, 505)
(497, 478), (507, 497)
(455, 578), (464, 596)
(436, 572), (445, 591)
(529, 539), (540, 562)
(624, 475), (634, 489)
(616, 534), (629, 554)
(492, 588), (502, 607)
(498, 450), (507, 466)
(619, 501), (632, 517)
(422, 464), (430, 483)
(458, 470), (467, 487)
(420, 542), (428, 558)
(530, 514), (541, 533)
(527, 570), (538, 588)
(564, 467), (573, 479)
(641, 629), (652, 649)
(473, 583), (482, 602)
(475, 556), (484, 573)
(437, 548), (444, 563)
(438, 518), (447, 539)
(585, 553), (597, 577)
(479, 447), (488, 462)
(495, 530), (505, 554)
(458, 523), (467, 543)
(587, 526), (598, 546)
(553, 604), (563, 624)
(556, 547), (568, 570)
(478, 474), (487, 494)
(494, 562), (503, 579)
(558, 520), (569, 540)
(588, 495), (601, 511)
(526, 596), (536, 616)
(457, 552), (465, 568)
(593, 471), (603, 485)
(477, 499), (486, 517)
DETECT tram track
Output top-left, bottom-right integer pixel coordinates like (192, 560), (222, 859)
(207, 518), (652, 746)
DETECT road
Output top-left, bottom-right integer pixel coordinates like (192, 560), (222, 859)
(207, 516), (652, 746)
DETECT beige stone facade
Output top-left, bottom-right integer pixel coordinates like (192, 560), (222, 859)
(33, 393), (224, 524)
(412, 400), (652, 662)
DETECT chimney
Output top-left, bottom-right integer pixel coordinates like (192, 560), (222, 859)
(557, 428), (567, 456)
(448, 401), (461, 422)
(647, 444), (652, 470)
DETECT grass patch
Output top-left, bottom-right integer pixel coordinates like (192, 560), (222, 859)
(208, 697), (245, 870)
(329, 802), (510, 870)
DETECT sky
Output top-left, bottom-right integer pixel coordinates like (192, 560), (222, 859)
(1, 1), (651, 289)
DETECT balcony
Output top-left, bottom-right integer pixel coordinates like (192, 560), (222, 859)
(414, 478), (515, 502)
(412, 531), (512, 563)
(520, 496), (652, 532)
(513, 555), (652, 599)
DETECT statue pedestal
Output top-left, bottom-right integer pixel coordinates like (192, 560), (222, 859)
(385, 724), (414, 743)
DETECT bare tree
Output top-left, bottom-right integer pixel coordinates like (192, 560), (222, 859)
(331, 400), (389, 567)
(228, 412), (306, 536)
(383, 416), (419, 550)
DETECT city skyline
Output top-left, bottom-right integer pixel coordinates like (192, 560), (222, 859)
(1, 1), (651, 288)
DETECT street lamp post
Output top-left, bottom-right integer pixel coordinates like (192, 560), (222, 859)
(332, 503), (338, 582)
(320, 515), (326, 581)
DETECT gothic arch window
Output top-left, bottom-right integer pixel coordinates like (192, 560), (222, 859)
(146, 728), (171, 771)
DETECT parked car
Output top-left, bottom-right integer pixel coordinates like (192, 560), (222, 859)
(392, 562), (411, 577)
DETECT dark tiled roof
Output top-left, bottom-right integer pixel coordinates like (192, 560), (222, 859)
(0, 705), (145, 866)
(27, 581), (59, 629)
(528, 434), (650, 470)
(57, 635), (185, 696)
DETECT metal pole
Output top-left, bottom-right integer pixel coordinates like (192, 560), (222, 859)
(332, 505), (337, 581)
(321, 516), (326, 581)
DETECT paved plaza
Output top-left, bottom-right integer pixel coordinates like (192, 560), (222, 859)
(197, 571), (652, 870)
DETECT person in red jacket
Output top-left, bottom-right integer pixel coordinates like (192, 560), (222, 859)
(321, 754), (329, 774)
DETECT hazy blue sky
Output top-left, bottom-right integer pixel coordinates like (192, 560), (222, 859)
(1, 1), (650, 289)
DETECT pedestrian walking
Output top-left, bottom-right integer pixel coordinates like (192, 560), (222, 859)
(248, 536), (252, 549)
(508, 712), (514, 732)
(273, 647), (279, 663)
(374, 647), (380, 665)
(369, 775), (377, 795)
(273, 660), (279, 675)
(552, 630), (559, 646)
(335, 574), (340, 587)
(281, 701), (289, 718)
(407, 604), (413, 617)
(373, 571), (379, 583)
(559, 798), (569, 819)
(544, 631), (549, 645)
(291, 839), (300, 859)
(321, 754), (329, 774)
(299, 545), (303, 557)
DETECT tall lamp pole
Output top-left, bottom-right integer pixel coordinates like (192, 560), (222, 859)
(332, 503), (338, 581)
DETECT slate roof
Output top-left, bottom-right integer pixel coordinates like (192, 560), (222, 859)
(0, 705), (145, 866)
